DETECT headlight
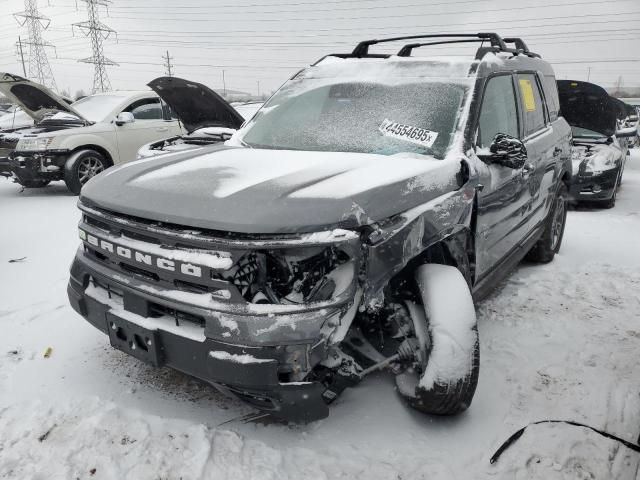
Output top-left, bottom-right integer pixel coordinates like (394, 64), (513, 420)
(583, 149), (617, 174)
(15, 137), (53, 151)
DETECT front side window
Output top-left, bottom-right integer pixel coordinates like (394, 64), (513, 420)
(238, 64), (472, 160)
(477, 75), (519, 148)
(124, 98), (163, 120)
(517, 73), (547, 136)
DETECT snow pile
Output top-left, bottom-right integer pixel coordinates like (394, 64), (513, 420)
(0, 398), (455, 480)
(414, 264), (477, 390)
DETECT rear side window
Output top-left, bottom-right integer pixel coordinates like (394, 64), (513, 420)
(476, 74), (519, 148)
(542, 75), (560, 121)
(517, 74), (546, 136)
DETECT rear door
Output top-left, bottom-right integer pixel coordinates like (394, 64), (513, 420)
(516, 73), (566, 230)
(114, 97), (181, 164)
(475, 74), (533, 277)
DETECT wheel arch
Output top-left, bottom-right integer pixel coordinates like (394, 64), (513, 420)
(386, 227), (476, 299)
(69, 144), (114, 167)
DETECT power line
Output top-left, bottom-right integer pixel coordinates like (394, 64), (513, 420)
(105, 0), (639, 22)
(72, 0), (117, 92)
(13, 0), (58, 90)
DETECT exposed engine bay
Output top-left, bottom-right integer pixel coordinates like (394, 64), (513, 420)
(219, 246), (352, 305)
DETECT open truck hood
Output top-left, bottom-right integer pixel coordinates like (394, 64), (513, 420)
(147, 76), (244, 134)
(0, 72), (87, 124)
(557, 80), (617, 138)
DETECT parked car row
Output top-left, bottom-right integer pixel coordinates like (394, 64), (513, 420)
(0, 73), (251, 193)
(0, 33), (638, 422)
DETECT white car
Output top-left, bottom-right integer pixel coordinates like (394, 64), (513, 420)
(0, 72), (182, 193)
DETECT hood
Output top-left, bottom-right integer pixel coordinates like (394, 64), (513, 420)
(147, 76), (244, 134)
(557, 80), (617, 137)
(609, 96), (634, 121)
(0, 72), (87, 124)
(81, 146), (460, 234)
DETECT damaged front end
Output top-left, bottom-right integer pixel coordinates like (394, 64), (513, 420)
(68, 201), (364, 421)
(67, 179), (474, 421)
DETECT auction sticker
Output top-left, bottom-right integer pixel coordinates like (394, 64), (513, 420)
(379, 119), (439, 148)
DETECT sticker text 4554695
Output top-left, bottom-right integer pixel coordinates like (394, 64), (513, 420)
(379, 119), (439, 148)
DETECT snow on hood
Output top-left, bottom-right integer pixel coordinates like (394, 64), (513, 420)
(0, 72), (87, 124)
(571, 142), (620, 174)
(147, 76), (244, 134)
(0, 108), (33, 131)
(81, 145), (461, 234)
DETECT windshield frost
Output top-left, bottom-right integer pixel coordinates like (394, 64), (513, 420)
(240, 60), (471, 159)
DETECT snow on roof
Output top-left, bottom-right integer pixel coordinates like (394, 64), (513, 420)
(306, 56), (477, 85)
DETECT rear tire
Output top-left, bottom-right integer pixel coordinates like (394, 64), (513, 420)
(64, 149), (108, 195)
(603, 187), (617, 209)
(526, 182), (568, 263)
(395, 264), (480, 415)
(19, 179), (50, 188)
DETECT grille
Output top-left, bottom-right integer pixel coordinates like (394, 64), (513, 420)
(80, 205), (357, 306)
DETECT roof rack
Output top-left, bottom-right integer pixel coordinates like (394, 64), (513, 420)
(351, 33), (507, 57)
(344, 33), (541, 60)
(502, 37), (541, 58)
(398, 39), (486, 57)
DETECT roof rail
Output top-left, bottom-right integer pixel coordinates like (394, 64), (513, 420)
(351, 33), (507, 57)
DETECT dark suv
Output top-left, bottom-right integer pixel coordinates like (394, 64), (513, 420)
(68, 33), (571, 422)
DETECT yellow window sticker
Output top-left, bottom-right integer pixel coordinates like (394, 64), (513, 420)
(519, 79), (537, 112)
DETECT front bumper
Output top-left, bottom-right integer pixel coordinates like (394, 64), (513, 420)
(6, 150), (69, 182)
(68, 250), (337, 422)
(570, 168), (619, 202)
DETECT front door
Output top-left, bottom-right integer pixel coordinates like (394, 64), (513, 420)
(115, 97), (181, 164)
(475, 74), (532, 278)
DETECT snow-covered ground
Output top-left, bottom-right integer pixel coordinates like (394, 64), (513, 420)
(1, 151), (640, 479)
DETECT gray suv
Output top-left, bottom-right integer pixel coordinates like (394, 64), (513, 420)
(68, 33), (571, 422)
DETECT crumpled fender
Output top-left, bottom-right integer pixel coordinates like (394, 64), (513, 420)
(361, 179), (477, 309)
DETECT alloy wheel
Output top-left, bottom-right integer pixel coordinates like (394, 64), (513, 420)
(77, 156), (105, 185)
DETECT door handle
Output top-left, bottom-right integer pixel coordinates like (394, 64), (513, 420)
(156, 127), (169, 132)
(521, 163), (534, 178)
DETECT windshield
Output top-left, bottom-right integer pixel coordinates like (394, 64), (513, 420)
(69, 94), (126, 122)
(572, 126), (608, 140)
(239, 61), (471, 160)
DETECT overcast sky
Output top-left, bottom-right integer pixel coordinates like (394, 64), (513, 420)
(1, 0), (639, 96)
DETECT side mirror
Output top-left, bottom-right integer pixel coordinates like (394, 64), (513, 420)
(615, 126), (638, 138)
(477, 133), (528, 169)
(115, 112), (135, 126)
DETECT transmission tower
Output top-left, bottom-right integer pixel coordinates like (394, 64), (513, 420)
(13, 0), (58, 90)
(73, 0), (118, 93)
(162, 50), (174, 77)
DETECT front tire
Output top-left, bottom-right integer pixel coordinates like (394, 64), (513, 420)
(395, 264), (480, 415)
(64, 150), (107, 195)
(526, 182), (568, 263)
